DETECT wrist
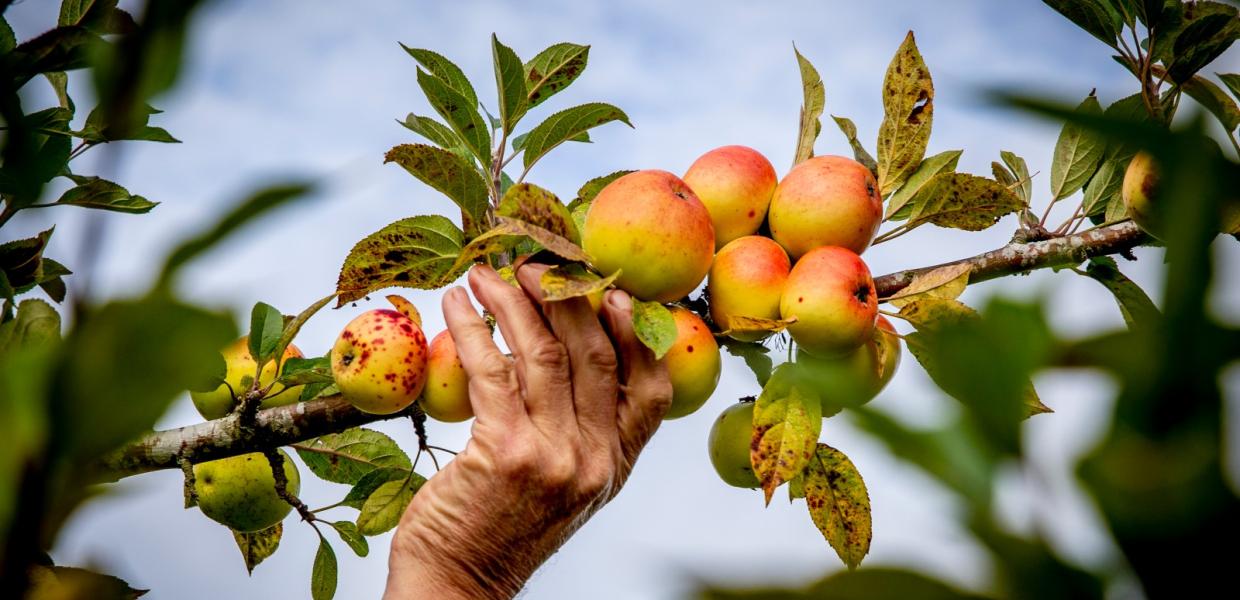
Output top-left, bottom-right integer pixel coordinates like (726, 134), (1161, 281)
(385, 517), (526, 600)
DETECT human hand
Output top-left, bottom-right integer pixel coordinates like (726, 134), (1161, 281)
(384, 263), (672, 599)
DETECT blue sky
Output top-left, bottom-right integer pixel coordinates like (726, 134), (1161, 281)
(6, 1), (1239, 598)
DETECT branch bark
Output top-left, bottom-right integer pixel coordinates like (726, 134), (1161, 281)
(100, 221), (1151, 480)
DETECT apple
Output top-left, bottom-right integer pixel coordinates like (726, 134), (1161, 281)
(682, 145), (778, 248)
(194, 450), (299, 532)
(331, 308), (429, 415)
(780, 245), (878, 357)
(796, 315), (901, 414)
(1122, 151), (1161, 238)
(419, 331), (472, 422)
(707, 235), (790, 341)
(190, 337), (305, 420)
(582, 170), (715, 303)
(708, 401), (759, 488)
(663, 306), (722, 419)
(768, 155), (882, 258)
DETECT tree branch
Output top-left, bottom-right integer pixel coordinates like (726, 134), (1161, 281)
(875, 221), (1149, 299)
(99, 222), (1150, 481)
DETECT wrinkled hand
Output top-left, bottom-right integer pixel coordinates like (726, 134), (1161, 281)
(384, 264), (672, 599)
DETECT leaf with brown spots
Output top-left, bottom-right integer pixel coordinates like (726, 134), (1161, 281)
(416, 67), (491, 164)
(906, 173), (1024, 231)
(335, 215), (464, 306)
(295, 427), (413, 485)
(804, 443), (871, 570)
(631, 299), (677, 359)
(520, 103), (632, 176)
(232, 523), (282, 574)
(877, 31), (934, 196)
(524, 42), (589, 109)
(539, 263), (619, 302)
(751, 365), (822, 505)
(384, 144), (489, 238)
(884, 263), (971, 308)
(493, 216), (588, 261)
(793, 45), (825, 166)
(498, 182), (580, 243)
(885, 149), (961, 221)
(719, 315), (796, 337)
(896, 296), (977, 331)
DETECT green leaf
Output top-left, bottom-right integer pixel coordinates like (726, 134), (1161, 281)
(831, 115), (878, 176)
(1041, 0), (1122, 48)
(0, 15), (14, 54)
(157, 183), (314, 289)
(1077, 256), (1161, 328)
(492, 34), (528, 134)
(1082, 158), (1125, 217)
(793, 46), (826, 166)
(539, 264), (618, 302)
(1180, 74), (1240, 131)
(631, 300), (676, 359)
(295, 427), (412, 485)
(401, 45), (479, 107)
(45, 71), (74, 111)
(0, 228), (55, 292)
(4, 26), (101, 89)
(273, 293), (336, 368)
(906, 173), (1024, 231)
(497, 182), (579, 243)
(232, 523), (282, 575)
(876, 31), (934, 196)
(1220, 72), (1240, 102)
(416, 67), (491, 164)
(0, 299), (62, 353)
(52, 297), (236, 459)
(1049, 93), (1105, 200)
(524, 42), (589, 108)
(1166, 8), (1239, 84)
(25, 565), (148, 600)
(1000, 150), (1033, 205)
(247, 302), (283, 364)
(311, 535), (338, 600)
(804, 443), (871, 570)
(399, 114), (470, 159)
(573, 170), (634, 207)
(356, 475), (424, 536)
(278, 356), (333, 386)
(342, 467), (410, 509)
(335, 215), (465, 306)
(329, 521), (369, 557)
(54, 176), (157, 213)
(884, 150), (962, 221)
(751, 367), (823, 505)
(383, 144), (489, 235)
(520, 103), (632, 174)
(721, 339), (774, 387)
(78, 104), (180, 144)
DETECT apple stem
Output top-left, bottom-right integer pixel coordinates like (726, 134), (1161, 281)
(179, 456), (198, 509)
(264, 449), (316, 524)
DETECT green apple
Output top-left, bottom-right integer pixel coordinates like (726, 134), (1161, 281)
(190, 337), (305, 420)
(193, 450), (299, 532)
(708, 401), (759, 489)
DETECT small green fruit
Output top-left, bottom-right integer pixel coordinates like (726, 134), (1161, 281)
(708, 401), (759, 489)
(193, 450), (299, 532)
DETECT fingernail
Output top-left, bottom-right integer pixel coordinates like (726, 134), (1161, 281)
(447, 286), (467, 303)
(606, 289), (631, 311)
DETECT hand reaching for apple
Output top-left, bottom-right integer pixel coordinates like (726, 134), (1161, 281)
(383, 264), (672, 599)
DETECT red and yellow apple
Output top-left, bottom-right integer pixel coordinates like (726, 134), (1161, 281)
(419, 331), (472, 423)
(797, 315), (901, 413)
(194, 450), (299, 532)
(190, 337), (305, 420)
(707, 235), (790, 341)
(331, 308), (429, 414)
(663, 306), (722, 419)
(582, 170), (715, 303)
(683, 145), (778, 248)
(708, 401), (759, 489)
(780, 245), (878, 357)
(768, 155), (882, 258)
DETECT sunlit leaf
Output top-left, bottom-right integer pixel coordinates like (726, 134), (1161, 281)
(752, 366), (822, 505)
(497, 183), (579, 243)
(831, 115), (878, 176)
(631, 300), (676, 359)
(793, 45), (825, 165)
(335, 215), (465, 306)
(885, 150), (962, 221)
(804, 443), (871, 570)
(539, 264), (618, 302)
(877, 31), (934, 196)
(906, 173), (1024, 231)
(232, 523), (281, 575)
(884, 263), (971, 308)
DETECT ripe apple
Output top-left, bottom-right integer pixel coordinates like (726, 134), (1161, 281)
(796, 315), (901, 414)
(707, 235), (790, 341)
(708, 401), (759, 488)
(582, 170), (715, 303)
(193, 450), (299, 532)
(419, 331), (472, 423)
(780, 245), (878, 357)
(190, 337), (305, 420)
(331, 308), (429, 415)
(683, 145), (778, 248)
(768, 155), (882, 258)
(663, 306), (722, 419)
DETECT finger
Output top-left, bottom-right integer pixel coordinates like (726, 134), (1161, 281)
(440, 286), (524, 424)
(599, 289), (672, 463)
(516, 264), (619, 443)
(467, 265), (574, 423)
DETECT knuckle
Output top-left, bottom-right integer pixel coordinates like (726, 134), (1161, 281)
(580, 342), (619, 373)
(528, 340), (570, 372)
(542, 453), (578, 488)
(476, 357), (517, 391)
